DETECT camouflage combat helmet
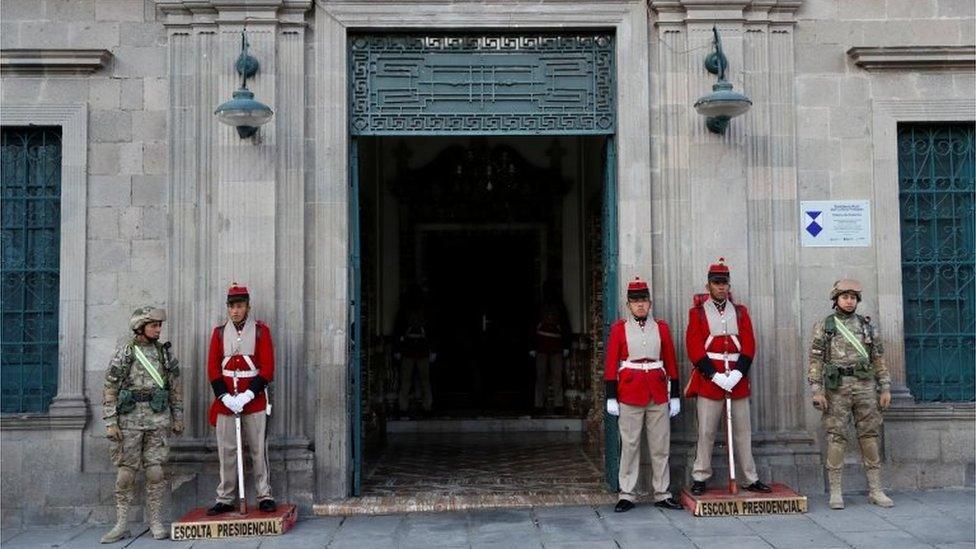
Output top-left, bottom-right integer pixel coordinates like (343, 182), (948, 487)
(129, 306), (166, 332)
(829, 279), (862, 301)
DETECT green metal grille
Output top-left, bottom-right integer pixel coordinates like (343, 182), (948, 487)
(1, 127), (62, 413)
(897, 123), (975, 402)
(349, 33), (616, 136)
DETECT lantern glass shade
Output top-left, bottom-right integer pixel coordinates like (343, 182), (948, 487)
(214, 87), (273, 130)
(694, 80), (752, 119)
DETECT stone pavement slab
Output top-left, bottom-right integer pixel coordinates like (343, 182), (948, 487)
(0, 489), (972, 548)
(686, 534), (774, 549)
(834, 529), (934, 549)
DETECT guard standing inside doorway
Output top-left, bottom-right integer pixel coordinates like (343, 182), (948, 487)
(530, 279), (572, 412)
(206, 284), (277, 515)
(604, 277), (683, 512)
(394, 284), (436, 416)
(685, 258), (772, 495)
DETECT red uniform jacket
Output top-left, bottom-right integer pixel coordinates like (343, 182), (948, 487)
(684, 303), (755, 400)
(604, 318), (679, 407)
(207, 320), (275, 426)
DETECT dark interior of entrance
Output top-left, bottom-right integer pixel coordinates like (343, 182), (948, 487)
(356, 136), (609, 495)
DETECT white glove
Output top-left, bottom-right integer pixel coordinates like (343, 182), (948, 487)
(711, 374), (734, 393)
(220, 393), (243, 414)
(238, 390), (255, 406)
(562, 349), (570, 358)
(528, 350), (537, 358)
(726, 369), (744, 389)
(606, 398), (620, 416)
(429, 352), (437, 363)
(669, 398), (681, 418)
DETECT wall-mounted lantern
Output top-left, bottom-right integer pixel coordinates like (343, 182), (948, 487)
(693, 27), (752, 135)
(215, 31), (274, 139)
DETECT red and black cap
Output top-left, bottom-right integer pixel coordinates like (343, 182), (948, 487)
(626, 277), (650, 300)
(227, 283), (250, 304)
(707, 257), (730, 283)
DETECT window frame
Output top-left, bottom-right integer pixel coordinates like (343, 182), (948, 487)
(872, 99), (976, 403)
(1, 104), (88, 430)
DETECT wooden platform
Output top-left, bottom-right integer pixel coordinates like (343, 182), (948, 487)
(170, 504), (297, 540)
(679, 484), (807, 517)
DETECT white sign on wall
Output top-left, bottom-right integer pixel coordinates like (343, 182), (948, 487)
(800, 200), (871, 247)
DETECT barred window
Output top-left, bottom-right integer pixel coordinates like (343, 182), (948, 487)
(1, 127), (62, 413)
(897, 123), (975, 402)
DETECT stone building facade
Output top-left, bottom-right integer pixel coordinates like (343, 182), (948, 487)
(0, 0), (972, 526)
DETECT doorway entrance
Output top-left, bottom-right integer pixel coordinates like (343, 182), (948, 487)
(351, 135), (616, 500)
(343, 30), (619, 501)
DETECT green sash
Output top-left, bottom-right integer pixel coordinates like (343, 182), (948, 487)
(132, 344), (166, 388)
(832, 315), (870, 360)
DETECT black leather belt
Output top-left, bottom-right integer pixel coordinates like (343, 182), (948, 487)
(837, 366), (857, 376)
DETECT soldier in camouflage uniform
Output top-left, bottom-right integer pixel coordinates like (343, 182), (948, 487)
(808, 280), (894, 510)
(101, 307), (184, 543)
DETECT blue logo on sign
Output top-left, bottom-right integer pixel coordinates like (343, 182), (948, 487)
(806, 211), (823, 237)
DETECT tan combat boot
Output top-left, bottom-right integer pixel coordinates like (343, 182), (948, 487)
(827, 470), (844, 510)
(144, 465), (169, 540)
(866, 469), (894, 508)
(146, 479), (169, 540)
(101, 468), (134, 544)
(100, 496), (131, 543)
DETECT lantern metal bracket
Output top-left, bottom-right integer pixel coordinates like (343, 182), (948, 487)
(235, 32), (259, 82)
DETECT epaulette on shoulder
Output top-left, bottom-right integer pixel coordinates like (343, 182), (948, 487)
(824, 314), (836, 334)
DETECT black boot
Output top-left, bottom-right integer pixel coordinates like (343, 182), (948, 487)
(654, 497), (684, 510)
(258, 499), (277, 512)
(614, 499), (635, 513)
(691, 481), (706, 496)
(745, 481), (772, 493)
(206, 502), (234, 516)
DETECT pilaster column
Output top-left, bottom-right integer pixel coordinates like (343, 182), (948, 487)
(157, 0), (311, 447)
(650, 0), (806, 436)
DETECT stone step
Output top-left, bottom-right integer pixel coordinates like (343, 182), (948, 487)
(312, 490), (616, 516)
(386, 418), (584, 433)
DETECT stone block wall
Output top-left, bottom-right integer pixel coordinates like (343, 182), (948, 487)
(793, 0), (975, 489)
(1, 0), (973, 525)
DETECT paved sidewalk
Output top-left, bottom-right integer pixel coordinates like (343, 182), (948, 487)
(3, 489), (973, 548)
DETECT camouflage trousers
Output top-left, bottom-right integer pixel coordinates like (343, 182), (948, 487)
(823, 376), (882, 471)
(111, 428), (169, 469)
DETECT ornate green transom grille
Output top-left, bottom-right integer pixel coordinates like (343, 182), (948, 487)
(897, 123), (975, 402)
(1, 127), (62, 413)
(349, 33), (616, 135)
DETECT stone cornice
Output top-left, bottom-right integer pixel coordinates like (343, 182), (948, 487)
(1, 402), (89, 431)
(650, 0), (802, 24)
(0, 49), (112, 75)
(156, 0), (311, 25)
(848, 46), (976, 70)
(885, 402), (976, 422)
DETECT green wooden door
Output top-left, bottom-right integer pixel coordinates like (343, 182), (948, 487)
(602, 136), (620, 490)
(1, 127), (62, 413)
(897, 123), (975, 402)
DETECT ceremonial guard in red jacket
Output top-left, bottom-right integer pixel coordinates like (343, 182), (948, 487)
(604, 278), (683, 512)
(685, 259), (771, 495)
(206, 284), (277, 514)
